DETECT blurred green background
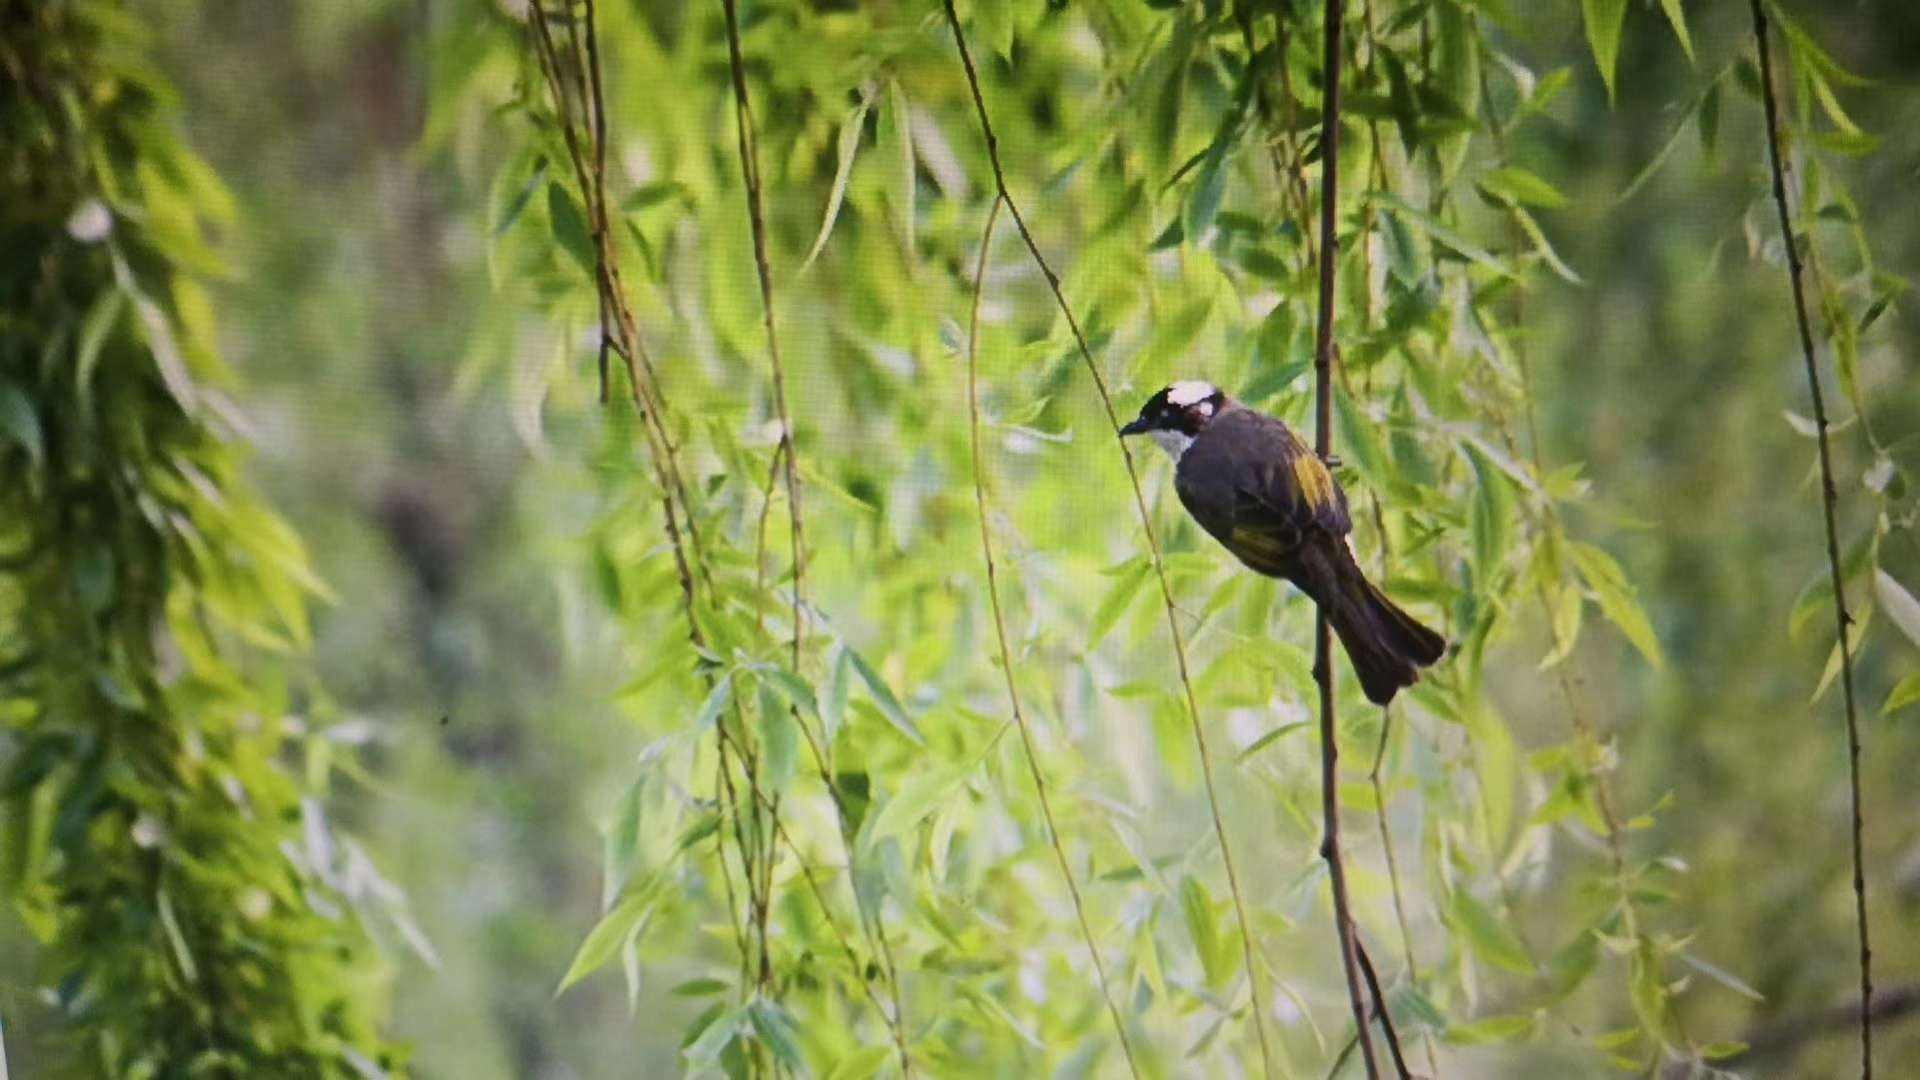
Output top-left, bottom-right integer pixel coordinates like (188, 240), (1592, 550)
(7, 1), (1920, 1076)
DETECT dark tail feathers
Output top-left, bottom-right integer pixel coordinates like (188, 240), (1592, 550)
(1300, 539), (1446, 706)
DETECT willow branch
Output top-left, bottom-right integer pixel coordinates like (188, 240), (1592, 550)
(717, 5), (914, 1069)
(1307, 2), (1378, 1076)
(965, 195), (1142, 1077)
(1750, 4), (1873, 1075)
(939, 3), (1274, 1071)
(526, 2), (780, 998)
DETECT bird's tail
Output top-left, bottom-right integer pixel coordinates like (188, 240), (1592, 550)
(1298, 537), (1446, 706)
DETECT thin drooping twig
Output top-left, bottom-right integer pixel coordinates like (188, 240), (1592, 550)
(717, 6), (914, 1070)
(1353, 936), (1412, 1079)
(717, 0), (807, 677)
(1309, 2), (1378, 1077)
(1750, 4), (1873, 1075)
(1350, 9), (1436, 1064)
(526, 0), (777, 999)
(939, 3), (1274, 1072)
(965, 196), (1142, 1078)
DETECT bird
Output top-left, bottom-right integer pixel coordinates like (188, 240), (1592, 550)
(1120, 380), (1445, 705)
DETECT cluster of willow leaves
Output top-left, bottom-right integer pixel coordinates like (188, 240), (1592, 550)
(4, 0), (1919, 1077)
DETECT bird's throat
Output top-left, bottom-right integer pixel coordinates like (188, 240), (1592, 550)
(1149, 429), (1195, 463)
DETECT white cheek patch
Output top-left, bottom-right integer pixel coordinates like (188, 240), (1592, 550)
(1149, 429), (1195, 462)
(1166, 380), (1217, 407)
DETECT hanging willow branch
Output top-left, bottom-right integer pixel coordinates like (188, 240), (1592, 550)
(718, 2), (916, 1071)
(524, 0), (777, 999)
(1749, 3), (1873, 1075)
(939, 2), (1275, 1072)
(1307, 2), (1381, 1077)
(965, 195), (1142, 1079)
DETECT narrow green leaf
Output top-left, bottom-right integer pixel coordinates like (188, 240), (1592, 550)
(1446, 1013), (1536, 1045)
(1570, 542), (1665, 668)
(546, 181), (594, 274)
(1366, 193), (1513, 278)
(0, 384), (42, 469)
(756, 665), (818, 718)
(823, 644), (852, 744)
(694, 674), (733, 732)
(1546, 928), (1600, 1002)
(1581, 0), (1628, 102)
(1656, 0), (1694, 62)
(1873, 568), (1920, 650)
(157, 888), (198, 983)
(1448, 889), (1534, 975)
(1476, 165), (1567, 209)
(1235, 721), (1309, 763)
(684, 1003), (746, 1063)
(1089, 557), (1152, 648)
(602, 771), (646, 909)
(845, 646), (922, 745)
(558, 887), (656, 994)
(1184, 143), (1227, 243)
(756, 683), (798, 794)
(1629, 942), (1677, 1043)
(801, 87), (875, 271)
(885, 79), (916, 262)
(868, 767), (966, 842)
(1510, 205), (1583, 285)
(1180, 876), (1225, 988)
(1681, 952), (1765, 1002)
(1882, 672), (1920, 717)
(748, 998), (804, 1069)
(1465, 444), (1515, 589)
(74, 289), (125, 414)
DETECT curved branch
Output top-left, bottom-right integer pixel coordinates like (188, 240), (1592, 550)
(939, 2), (1275, 1072)
(966, 195), (1142, 1078)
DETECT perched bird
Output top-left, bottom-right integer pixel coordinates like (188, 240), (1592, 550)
(1120, 380), (1444, 705)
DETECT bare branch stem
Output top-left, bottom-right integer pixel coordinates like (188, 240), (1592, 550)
(1308, 2), (1379, 1076)
(1750, 4), (1872, 1075)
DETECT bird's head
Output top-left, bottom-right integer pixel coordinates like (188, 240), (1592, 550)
(1119, 380), (1226, 462)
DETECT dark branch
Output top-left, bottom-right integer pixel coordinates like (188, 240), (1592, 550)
(1749, 4), (1874, 1076)
(1309, 1), (1379, 1076)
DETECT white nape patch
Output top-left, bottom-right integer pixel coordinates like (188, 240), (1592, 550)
(1166, 379), (1218, 406)
(1149, 429), (1195, 462)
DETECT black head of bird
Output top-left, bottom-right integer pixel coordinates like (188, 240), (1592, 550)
(1121, 380), (1446, 705)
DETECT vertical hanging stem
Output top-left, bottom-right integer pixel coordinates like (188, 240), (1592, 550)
(966, 195), (1142, 1079)
(717, 5), (918, 1071)
(1311, 1), (1378, 1077)
(1749, 3), (1873, 1076)
(939, 2), (1275, 1072)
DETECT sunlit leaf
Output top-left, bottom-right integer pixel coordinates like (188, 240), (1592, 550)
(1873, 569), (1920, 651)
(801, 85), (875, 271)
(867, 767), (967, 843)
(844, 645), (922, 745)
(1882, 673), (1920, 717)
(1570, 542), (1665, 668)
(1581, 0), (1627, 101)
(1448, 889), (1534, 975)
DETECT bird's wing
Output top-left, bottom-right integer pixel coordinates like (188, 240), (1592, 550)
(1177, 410), (1350, 576)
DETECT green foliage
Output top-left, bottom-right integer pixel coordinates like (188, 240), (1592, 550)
(0, 3), (398, 1074)
(414, 0), (1820, 1074)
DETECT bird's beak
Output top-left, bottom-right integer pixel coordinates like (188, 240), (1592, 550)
(1119, 417), (1149, 437)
